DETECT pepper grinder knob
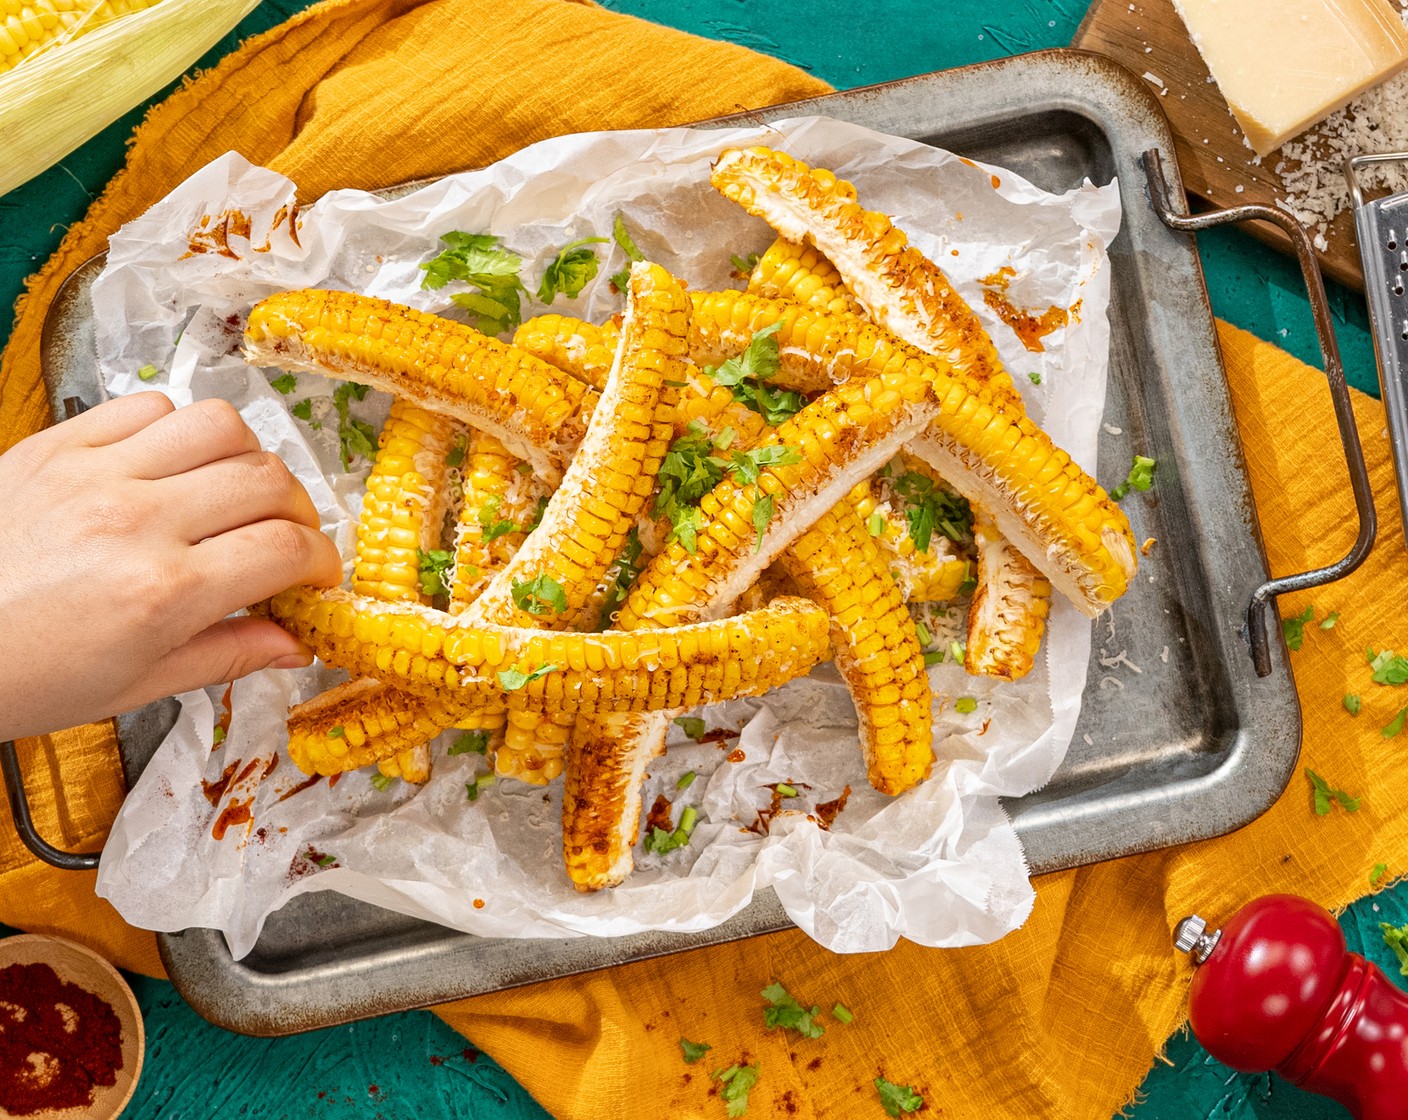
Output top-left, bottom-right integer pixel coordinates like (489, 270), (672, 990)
(1176, 893), (1408, 1120)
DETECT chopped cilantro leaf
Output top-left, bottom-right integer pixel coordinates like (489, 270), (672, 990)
(677, 770), (697, 791)
(609, 214), (647, 293)
(448, 730), (490, 756)
(875, 1076), (924, 1117)
(1027, 371), (1042, 385)
(537, 236), (607, 303)
(707, 322), (805, 425)
(211, 725), (226, 746)
(730, 251), (761, 275)
(417, 549), (455, 597)
(445, 439), (466, 468)
(525, 495), (549, 531)
(1306, 768), (1359, 815)
(1382, 922), (1408, 976)
(832, 1002), (853, 1024)
(497, 664), (560, 691)
(761, 981), (825, 1040)
(477, 495), (519, 543)
(1385, 707), (1408, 738)
(1320, 611), (1340, 630)
(290, 398), (314, 423)
(137, 363), (159, 381)
(1281, 606), (1314, 651)
(370, 773), (395, 791)
(1109, 454), (1157, 501)
(419, 231), (526, 335)
(1369, 648), (1408, 685)
(595, 528), (645, 630)
(1372, 863), (1389, 886)
(465, 773), (497, 802)
(511, 573), (568, 616)
(270, 373), (298, 394)
(314, 852), (337, 868)
(674, 715), (707, 741)
(680, 1038), (712, 1064)
(713, 1064), (759, 1118)
(643, 816), (695, 854)
(955, 697), (978, 714)
(652, 426), (727, 552)
(331, 382), (376, 470)
(892, 471), (972, 553)
(1345, 693), (1362, 716)
(750, 494), (775, 554)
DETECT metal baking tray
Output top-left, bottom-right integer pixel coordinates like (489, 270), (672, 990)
(15, 48), (1372, 1036)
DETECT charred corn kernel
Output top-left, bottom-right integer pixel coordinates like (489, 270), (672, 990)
(286, 678), (469, 777)
(777, 501), (933, 794)
(448, 431), (544, 612)
(846, 479), (969, 602)
(377, 742), (432, 784)
(513, 315), (619, 390)
(464, 262), (688, 631)
(711, 146), (1022, 411)
(965, 509), (1052, 681)
(264, 586), (830, 717)
(353, 399), (458, 603)
(748, 236), (865, 317)
(496, 708), (572, 785)
(243, 289), (594, 482)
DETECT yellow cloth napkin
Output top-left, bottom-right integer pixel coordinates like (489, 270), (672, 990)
(0, 2), (1399, 1116)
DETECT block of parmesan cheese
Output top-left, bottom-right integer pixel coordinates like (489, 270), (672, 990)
(1170, 0), (1408, 156)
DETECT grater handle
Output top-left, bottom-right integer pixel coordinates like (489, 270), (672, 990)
(1143, 150), (1376, 678)
(0, 740), (102, 871)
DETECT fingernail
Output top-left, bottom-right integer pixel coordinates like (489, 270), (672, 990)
(270, 652), (313, 670)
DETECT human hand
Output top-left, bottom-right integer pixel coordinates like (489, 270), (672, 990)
(0, 392), (343, 740)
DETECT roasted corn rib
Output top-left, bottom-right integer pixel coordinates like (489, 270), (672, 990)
(378, 743), (431, 784)
(353, 399), (458, 604)
(465, 262), (687, 631)
(846, 479), (970, 603)
(264, 586), (831, 716)
(243, 289), (594, 483)
(286, 678), (465, 777)
(748, 236), (864, 318)
(447, 430), (542, 611)
(711, 146), (1020, 411)
(964, 511), (1052, 681)
(513, 314), (617, 391)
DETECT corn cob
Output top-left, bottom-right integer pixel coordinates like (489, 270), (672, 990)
(498, 708), (572, 784)
(711, 147), (1021, 412)
(464, 262), (687, 631)
(0, 0), (162, 74)
(513, 314), (618, 390)
(243, 289), (595, 483)
(775, 502), (934, 794)
(964, 511), (1052, 681)
(353, 399), (458, 603)
(748, 237), (864, 317)
(263, 586), (831, 716)
(845, 479), (970, 603)
(447, 431), (542, 611)
(286, 678), (465, 777)
(377, 743), (431, 784)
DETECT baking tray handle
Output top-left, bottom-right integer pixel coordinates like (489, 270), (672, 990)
(1143, 150), (1377, 678)
(1, 740), (101, 871)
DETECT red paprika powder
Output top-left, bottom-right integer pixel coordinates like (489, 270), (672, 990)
(0, 961), (124, 1115)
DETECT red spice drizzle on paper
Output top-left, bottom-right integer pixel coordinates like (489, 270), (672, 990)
(978, 266), (1076, 353)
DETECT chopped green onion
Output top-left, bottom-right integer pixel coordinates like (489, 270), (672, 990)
(954, 697), (977, 714)
(448, 730), (490, 756)
(832, 1002), (853, 1024)
(328, 726), (345, 738)
(775, 783), (798, 798)
(137, 363), (159, 381)
(370, 773), (395, 791)
(676, 771), (697, 791)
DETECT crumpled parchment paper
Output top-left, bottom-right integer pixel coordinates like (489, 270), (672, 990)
(92, 116), (1120, 959)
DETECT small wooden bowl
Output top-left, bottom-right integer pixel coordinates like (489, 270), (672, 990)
(0, 934), (144, 1120)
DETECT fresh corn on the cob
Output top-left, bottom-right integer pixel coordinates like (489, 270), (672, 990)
(0, 0), (162, 74)
(964, 510), (1052, 681)
(711, 146), (1020, 411)
(263, 586), (832, 716)
(353, 399), (458, 604)
(748, 237), (864, 318)
(243, 289), (595, 482)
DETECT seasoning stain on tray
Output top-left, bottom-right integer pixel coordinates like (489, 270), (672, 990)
(978, 266), (1076, 352)
(213, 797), (253, 841)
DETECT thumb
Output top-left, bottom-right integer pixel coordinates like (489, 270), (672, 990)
(142, 616), (314, 702)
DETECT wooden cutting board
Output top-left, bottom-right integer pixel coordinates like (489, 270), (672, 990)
(1073, 0), (1367, 290)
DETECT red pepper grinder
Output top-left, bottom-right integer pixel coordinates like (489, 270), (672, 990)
(1176, 894), (1408, 1118)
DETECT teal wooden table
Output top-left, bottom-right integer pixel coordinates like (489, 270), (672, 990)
(0, 2), (1399, 1116)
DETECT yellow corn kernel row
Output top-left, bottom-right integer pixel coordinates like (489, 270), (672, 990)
(964, 511), (1052, 681)
(777, 502), (934, 794)
(711, 146), (1020, 411)
(845, 479), (970, 603)
(0, 0), (162, 74)
(377, 743), (431, 784)
(512, 314), (618, 390)
(497, 708), (571, 785)
(243, 289), (595, 483)
(262, 586), (831, 717)
(464, 262), (687, 631)
(747, 237), (864, 318)
(353, 399), (458, 604)
(286, 678), (465, 777)
(447, 431), (539, 611)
